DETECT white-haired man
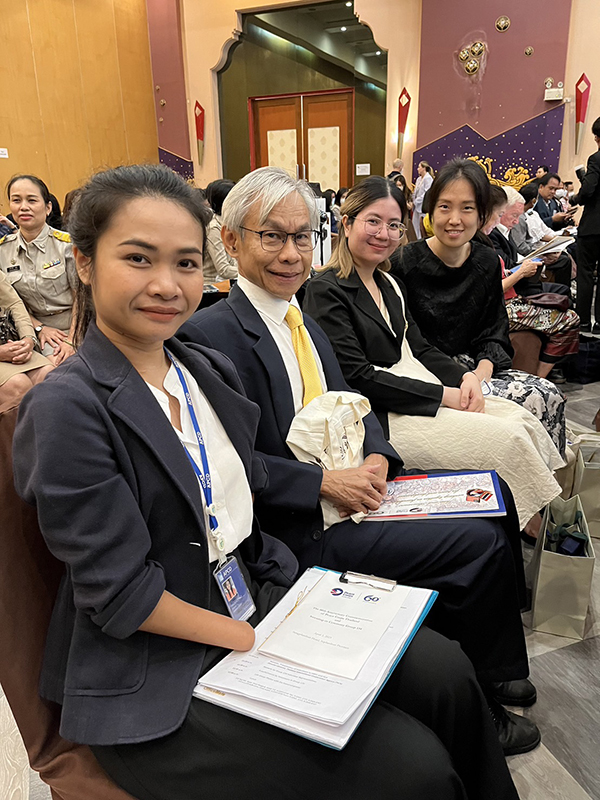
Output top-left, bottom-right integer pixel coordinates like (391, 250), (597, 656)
(387, 158), (404, 180)
(178, 167), (540, 762)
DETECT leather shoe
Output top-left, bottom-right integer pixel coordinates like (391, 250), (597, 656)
(488, 698), (541, 756)
(491, 678), (537, 707)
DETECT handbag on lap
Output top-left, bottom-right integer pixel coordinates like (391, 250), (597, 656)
(0, 309), (19, 344)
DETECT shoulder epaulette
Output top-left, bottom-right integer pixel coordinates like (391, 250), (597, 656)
(51, 229), (71, 243)
(0, 233), (16, 245)
(0, 236), (5, 246)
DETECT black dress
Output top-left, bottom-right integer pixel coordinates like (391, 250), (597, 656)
(394, 239), (566, 456)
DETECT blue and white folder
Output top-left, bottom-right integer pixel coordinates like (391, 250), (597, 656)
(194, 567), (436, 750)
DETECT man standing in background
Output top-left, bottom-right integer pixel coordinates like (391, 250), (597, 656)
(573, 117), (600, 334)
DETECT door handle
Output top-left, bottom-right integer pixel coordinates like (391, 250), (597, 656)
(303, 164), (307, 180)
(296, 164), (300, 179)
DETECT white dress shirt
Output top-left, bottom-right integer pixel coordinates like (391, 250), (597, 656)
(237, 275), (327, 415)
(524, 208), (554, 241)
(147, 358), (253, 563)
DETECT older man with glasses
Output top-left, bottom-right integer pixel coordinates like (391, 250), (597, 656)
(177, 167), (541, 765)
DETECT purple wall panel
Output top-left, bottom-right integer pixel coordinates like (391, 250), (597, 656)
(412, 105), (565, 183)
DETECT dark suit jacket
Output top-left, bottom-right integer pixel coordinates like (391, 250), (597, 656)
(301, 269), (466, 436)
(178, 284), (402, 568)
(534, 196), (563, 231)
(572, 149), (600, 236)
(489, 228), (542, 296)
(13, 323), (297, 746)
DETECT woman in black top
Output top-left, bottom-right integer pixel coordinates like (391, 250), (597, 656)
(395, 159), (567, 457)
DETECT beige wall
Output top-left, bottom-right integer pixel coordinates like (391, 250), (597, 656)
(0, 0), (157, 210)
(559, 0), (600, 181)
(355, 0), (421, 181)
(180, 0), (421, 186)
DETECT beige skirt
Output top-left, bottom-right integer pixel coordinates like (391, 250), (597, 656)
(388, 395), (564, 528)
(0, 349), (51, 386)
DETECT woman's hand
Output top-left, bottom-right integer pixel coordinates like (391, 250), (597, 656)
(473, 359), (494, 383)
(0, 342), (22, 363)
(518, 259), (539, 278)
(38, 325), (67, 352)
(53, 341), (75, 366)
(9, 338), (34, 365)
(459, 372), (485, 413)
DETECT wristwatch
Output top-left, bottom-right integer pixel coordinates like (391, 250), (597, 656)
(34, 324), (45, 334)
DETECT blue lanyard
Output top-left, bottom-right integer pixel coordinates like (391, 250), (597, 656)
(165, 352), (225, 557)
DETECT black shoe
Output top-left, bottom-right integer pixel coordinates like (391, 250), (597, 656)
(548, 367), (566, 384)
(580, 322), (591, 333)
(488, 698), (541, 756)
(592, 322), (600, 335)
(491, 679), (537, 707)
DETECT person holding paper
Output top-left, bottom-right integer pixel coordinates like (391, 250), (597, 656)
(178, 166), (541, 757)
(13, 164), (519, 800)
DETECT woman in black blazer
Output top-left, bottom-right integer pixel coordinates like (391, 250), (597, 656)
(12, 165), (519, 800)
(303, 177), (563, 532)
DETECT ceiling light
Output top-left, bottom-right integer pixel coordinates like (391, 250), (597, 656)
(341, 26), (347, 31)
(376, 50), (381, 55)
(345, 1), (352, 6)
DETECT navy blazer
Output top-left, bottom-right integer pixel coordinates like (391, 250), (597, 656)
(533, 196), (562, 231)
(13, 323), (297, 746)
(302, 269), (467, 437)
(178, 284), (402, 569)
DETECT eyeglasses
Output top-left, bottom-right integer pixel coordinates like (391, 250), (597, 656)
(350, 216), (407, 239)
(241, 227), (320, 252)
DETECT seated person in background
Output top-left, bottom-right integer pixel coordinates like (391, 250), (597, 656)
(395, 159), (568, 458)
(510, 182), (573, 290)
(302, 176), (563, 534)
(481, 186), (579, 380)
(0, 175), (77, 365)
(203, 179), (238, 284)
(179, 165), (543, 757)
(0, 269), (53, 412)
(534, 172), (577, 231)
(14, 163), (521, 800)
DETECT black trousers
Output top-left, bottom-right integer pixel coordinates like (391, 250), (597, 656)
(315, 496), (528, 686)
(576, 234), (600, 325)
(92, 628), (518, 800)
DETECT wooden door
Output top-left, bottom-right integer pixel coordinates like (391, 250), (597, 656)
(249, 90), (354, 190)
(250, 96), (302, 178)
(303, 91), (353, 191)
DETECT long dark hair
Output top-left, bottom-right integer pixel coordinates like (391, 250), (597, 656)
(427, 158), (492, 227)
(70, 164), (211, 348)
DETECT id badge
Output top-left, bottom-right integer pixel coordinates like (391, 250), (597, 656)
(214, 556), (256, 622)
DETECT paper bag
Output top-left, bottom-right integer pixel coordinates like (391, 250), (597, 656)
(530, 495), (595, 639)
(573, 439), (600, 539)
(286, 391), (371, 529)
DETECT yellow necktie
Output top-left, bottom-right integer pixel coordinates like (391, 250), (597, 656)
(284, 305), (323, 407)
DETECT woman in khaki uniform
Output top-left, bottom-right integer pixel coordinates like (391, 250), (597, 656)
(0, 175), (77, 365)
(0, 269), (52, 412)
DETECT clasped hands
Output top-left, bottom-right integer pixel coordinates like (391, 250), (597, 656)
(442, 371), (485, 414)
(0, 337), (34, 365)
(320, 453), (388, 519)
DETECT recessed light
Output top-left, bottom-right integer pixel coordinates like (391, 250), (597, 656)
(376, 50), (381, 55)
(341, 26), (347, 31)
(345, 1), (352, 6)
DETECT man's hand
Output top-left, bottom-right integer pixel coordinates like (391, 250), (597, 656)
(320, 462), (387, 516)
(362, 453), (389, 482)
(551, 211), (575, 226)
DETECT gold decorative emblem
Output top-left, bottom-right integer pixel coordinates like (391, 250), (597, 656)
(458, 48), (470, 62)
(495, 16), (510, 31)
(524, 46), (534, 57)
(470, 41), (485, 57)
(468, 156), (532, 191)
(465, 59), (480, 75)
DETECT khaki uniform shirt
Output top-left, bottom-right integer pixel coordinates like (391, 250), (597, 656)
(0, 224), (76, 329)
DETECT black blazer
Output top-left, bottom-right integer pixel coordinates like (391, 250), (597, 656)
(13, 323), (297, 746)
(178, 284), (401, 569)
(488, 228), (541, 296)
(301, 269), (466, 436)
(572, 149), (600, 236)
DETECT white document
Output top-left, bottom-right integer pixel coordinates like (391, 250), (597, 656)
(259, 571), (409, 679)
(517, 235), (574, 262)
(194, 568), (437, 748)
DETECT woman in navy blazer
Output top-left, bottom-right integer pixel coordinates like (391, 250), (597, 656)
(13, 165), (519, 800)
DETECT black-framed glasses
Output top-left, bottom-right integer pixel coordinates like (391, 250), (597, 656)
(240, 227), (320, 252)
(350, 216), (407, 239)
